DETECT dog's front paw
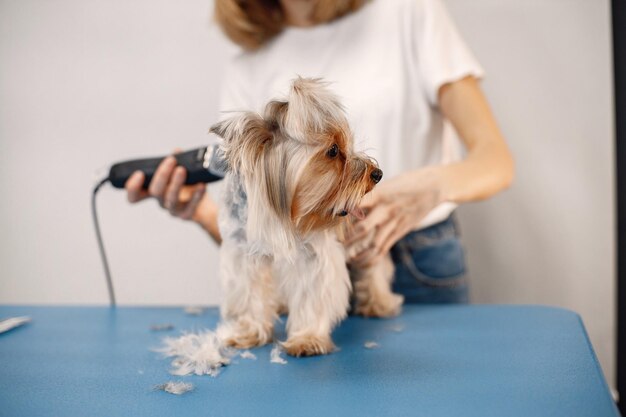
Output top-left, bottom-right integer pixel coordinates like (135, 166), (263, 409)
(355, 293), (404, 318)
(282, 334), (335, 357)
(222, 324), (272, 350)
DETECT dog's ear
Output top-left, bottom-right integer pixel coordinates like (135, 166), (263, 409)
(283, 77), (346, 141)
(209, 112), (273, 174)
(209, 112), (269, 143)
(263, 100), (288, 131)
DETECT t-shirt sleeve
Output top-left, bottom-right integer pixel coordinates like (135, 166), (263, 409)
(411, 0), (484, 106)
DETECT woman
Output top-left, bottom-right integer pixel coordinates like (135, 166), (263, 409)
(125, 0), (514, 303)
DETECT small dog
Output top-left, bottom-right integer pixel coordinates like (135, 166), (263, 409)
(210, 78), (403, 357)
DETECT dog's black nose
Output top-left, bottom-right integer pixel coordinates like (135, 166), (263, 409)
(370, 168), (383, 183)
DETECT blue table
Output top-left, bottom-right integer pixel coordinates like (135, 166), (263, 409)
(0, 305), (619, 417)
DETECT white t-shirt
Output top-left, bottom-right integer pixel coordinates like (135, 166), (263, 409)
(219, 0), (484, 229)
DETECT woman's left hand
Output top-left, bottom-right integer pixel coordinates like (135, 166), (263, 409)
(345, 167), (445, 268)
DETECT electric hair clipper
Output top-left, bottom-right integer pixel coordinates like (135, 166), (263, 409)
(108, 142), (227, 188)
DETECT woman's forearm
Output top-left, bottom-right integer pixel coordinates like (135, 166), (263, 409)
(438, 138), (514, 204)
(192, 194), (222, 244)
(437, 76), (514, 204)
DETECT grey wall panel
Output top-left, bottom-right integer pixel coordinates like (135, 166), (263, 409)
(447, 0), (615, 388)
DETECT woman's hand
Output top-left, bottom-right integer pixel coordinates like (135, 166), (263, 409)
(347, 76), (514, 268)
(124, 153), (222, 243)
(345, 167), (444, 268)
(124, 155), (207, 220)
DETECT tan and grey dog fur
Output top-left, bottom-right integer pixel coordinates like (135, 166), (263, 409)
(211, 78), (403, 357)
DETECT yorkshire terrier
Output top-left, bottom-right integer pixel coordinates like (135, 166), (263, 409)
(210, 78), (403, 357)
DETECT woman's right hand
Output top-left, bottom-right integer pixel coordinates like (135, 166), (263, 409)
(124, 155), (207, 221)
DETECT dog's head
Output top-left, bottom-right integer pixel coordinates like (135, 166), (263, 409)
(211, 77), (381, 236)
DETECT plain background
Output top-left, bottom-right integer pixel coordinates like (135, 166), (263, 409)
(0, 0), (615, 391)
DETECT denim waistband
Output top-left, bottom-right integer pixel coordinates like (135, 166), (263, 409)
(397, 214), (461, 251)
(390, 213), (468, 303)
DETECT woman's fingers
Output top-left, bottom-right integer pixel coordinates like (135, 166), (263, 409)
(164, 166), (187, 212)
(124, 150), (207, 222)
(351, 212), (413, 268)
(350, 216), (399, 267)
(178, 185), (206, 220)
(148, 156), (177, 201)
(345, 203), (394, 245)
(125, 171), (148, 203)
(366, 222), (411, 267)
(178, 183), (196, 203)
(372, 215), (401, 253)
(358, 191), (379, 210)
(349, 243), (375, 267)
(381, 218), (412, 258)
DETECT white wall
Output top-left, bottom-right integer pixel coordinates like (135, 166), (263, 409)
(0, 0), (232, 306)
(0, 0), (615, 388)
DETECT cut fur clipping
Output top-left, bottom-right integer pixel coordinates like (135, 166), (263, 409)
(155, 330), (289, 380)
(239, 350), (257, 360)
(270, 344), (288, 365)
(364, 341), (380, 349)
(183, 306), (205, 316)
(153, 381), (194, 395)
(156, 330), (235, 377)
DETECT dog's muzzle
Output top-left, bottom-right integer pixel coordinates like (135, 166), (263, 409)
(370, 168), (383, 183)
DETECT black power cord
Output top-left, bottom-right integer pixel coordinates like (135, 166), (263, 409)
(92, 177), (116, 306)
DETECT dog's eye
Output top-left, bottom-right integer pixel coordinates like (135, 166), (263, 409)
(327, 144), (339, 158)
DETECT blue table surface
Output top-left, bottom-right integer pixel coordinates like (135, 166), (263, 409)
(0, 304), (619, 417)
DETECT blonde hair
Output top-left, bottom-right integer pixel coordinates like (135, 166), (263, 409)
(214, 0), (367, 50)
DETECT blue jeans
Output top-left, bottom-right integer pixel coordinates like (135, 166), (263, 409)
(390, 214), (468, 304)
